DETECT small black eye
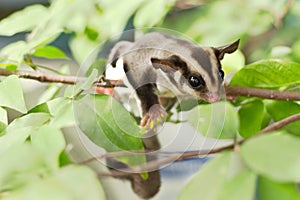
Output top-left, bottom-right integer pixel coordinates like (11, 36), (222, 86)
(219, 69), (225, 80)
(188, 75), (204, 89)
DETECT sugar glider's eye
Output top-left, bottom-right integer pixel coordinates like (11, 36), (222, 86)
(188, 75), (205, 89)
(219, 69), (225, 80)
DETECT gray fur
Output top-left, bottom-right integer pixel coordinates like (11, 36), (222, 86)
(107, 32), (239, 113)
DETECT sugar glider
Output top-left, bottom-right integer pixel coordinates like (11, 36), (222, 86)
(106, 32), (239, 129)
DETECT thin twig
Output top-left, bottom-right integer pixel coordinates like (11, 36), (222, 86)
(92, 112), (300, 177)
(97, 144), (237, 177)
(258, 113), (300, 134)
(79, 149), (157, 165)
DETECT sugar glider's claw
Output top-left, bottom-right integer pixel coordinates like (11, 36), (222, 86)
(141, 104), (168, 131)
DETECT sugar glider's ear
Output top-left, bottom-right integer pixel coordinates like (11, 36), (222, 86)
(214, 39), (240, 60)
(151, 55), (187, 73)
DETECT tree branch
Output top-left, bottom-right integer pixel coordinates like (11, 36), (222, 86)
(0, 68), (84, 84)
(1, 68), (300, 101)
(225, 86), (300, 101)
(0, 68), (127, 87)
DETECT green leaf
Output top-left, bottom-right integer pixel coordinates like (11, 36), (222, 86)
(265, 100), (300, 136)
(5, 64), (18, 71)
(38, 84), (63, 104)
(74, 94), (143, 152)
(86, 58), (107, 77)
(188, 101), (238, 139)
(292, 39), (300, 62)
(96, 0), (144, 37)
(71, 68), (98, 98)
(261, 106), (271, 130)
(69, 34), (99, 64)
(0, 107), (7, 133)
(0, 142), (48, 191)
(0, 5), (48, 36)
(241, 131), (300, 182)
(178, 153), (231, 200)
(217, 171), (256, 200)
(178, 152), (256, 200)
(59, 151), (72, 167)
(134, 0), (176, 27)
(0, 75), (27, 113)
(177, 99), (203, 112)
(47, 98), (75, 128)
(78, 69), (98, 91)
(84, 26), (99, 41)
(0, 127), (31, 155)
(0, 128), (104, 199)
(0, 41), (28, 65)
(238, 100), (264, 138)
(230, 60), (300, 88)
(31, 126), (65, 169)
(4, 165), (105, 200)
(28, 102), (50, 114)
(74, 94), (145, 167)
(258, 176), (300, 200)
(7, 113), (51, 132)
(221, 49), (245, 73)
(27, 29), (63, 50)
(33, 45), (69, 59)
(63, 85), (76, 98)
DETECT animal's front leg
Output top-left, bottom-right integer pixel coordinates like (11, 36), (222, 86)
(140, 104), (168, 130)
(136, 84), (168, 131)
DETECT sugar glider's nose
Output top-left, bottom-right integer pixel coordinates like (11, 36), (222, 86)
(206, 92), (220, 103)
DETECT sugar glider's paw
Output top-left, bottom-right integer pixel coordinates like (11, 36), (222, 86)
(141, 104), (168, 131)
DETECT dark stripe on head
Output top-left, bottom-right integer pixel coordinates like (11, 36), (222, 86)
(191, 47), (216, 85)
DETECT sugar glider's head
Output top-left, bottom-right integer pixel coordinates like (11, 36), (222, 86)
(151, 39), (240, 102)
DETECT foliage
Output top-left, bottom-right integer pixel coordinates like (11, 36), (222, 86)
(188, 101), (239, 139)
(230, 60), (300, 88)
(0, 0), (300, 199)
(0, 76), (105, 199)
(74, 94), (146, 166)
(178, 152), (256, 200)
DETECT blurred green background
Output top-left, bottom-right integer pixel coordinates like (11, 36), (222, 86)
(1, 0), (299, 68)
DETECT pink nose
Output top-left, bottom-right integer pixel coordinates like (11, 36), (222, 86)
(207, 93), (220, 103)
